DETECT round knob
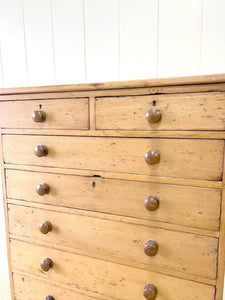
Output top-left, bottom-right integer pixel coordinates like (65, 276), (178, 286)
(144, 240), (158, 257)
(34, 145), (48, 157)
(143, 284), (158, 300)
(146, 108), (162, 123)
(39, 221), (52, 234)
(45, 296), (55, 300)
(145, 150), (160, 165)
(36, 183), (50, 196)
(32, 110), (46, 123)
(145, 196), (159, 211)
(40, 258), (53, 272)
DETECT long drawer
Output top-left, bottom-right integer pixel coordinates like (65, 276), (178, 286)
(11, 240), (215, 300)
(96, 92), (225, 130)
(6, 169), (221, 231)
(0, 98), (89, 129)
(3, 135), (224, 180)
(13, 273), (95, 300)
(8, 204), (218, 280)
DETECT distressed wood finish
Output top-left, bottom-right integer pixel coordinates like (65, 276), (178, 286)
(11, 240), (216, 300)
(3, 135), (224, 181)
(0, 98), (89, 129)
(6, 169), (222, 231)
(8, 203), (218, 280)
(0, 74), (225, 300)
(96, 92), (225, 130)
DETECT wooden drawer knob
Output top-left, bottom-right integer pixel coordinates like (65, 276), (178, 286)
(32, 110), (46, 123)
(39, 221), (52, 234)
(145, 150), (160, 165)
(36, 183), (50, 196)
(145, 196), (159, 211)
(146, 108), (162, 123)
(45, 296), (55, 300)
(143, 284), (158, 300)
(40, 258), (53, 272)
(34, 145), (48, 157)
(144, 240), (158, 257)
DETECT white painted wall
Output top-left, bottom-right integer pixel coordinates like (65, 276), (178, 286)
(0, 0), (224, 280)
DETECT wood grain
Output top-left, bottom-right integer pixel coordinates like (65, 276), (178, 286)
(0, 98), (89, 129)
(10, 239), (216, 300)
(8, 203), (218, 280)
(96, 92), (225, 130)
(5, 169), (222, 231)
(3, 135), (224, 181)
(0, 73), (224, 95)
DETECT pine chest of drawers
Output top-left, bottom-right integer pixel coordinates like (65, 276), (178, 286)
(1, 74), (225, 300)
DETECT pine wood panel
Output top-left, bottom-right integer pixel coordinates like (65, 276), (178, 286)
(8, 204), (218, 280)
(6, 169), (222, 231)
(10, 240), (216, 300)
(13, 273), (96, 300)
(96, 92), (225, 130)
(3, 135), (224, 181)
(0, 99), (89, 129)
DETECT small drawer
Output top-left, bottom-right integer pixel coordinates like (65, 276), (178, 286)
(96, 92), (225, 130)
(6, 169), (222, 231)
(11, 240), (215, 300)
(3, 135), (224, 180)
(0, 98), (89, 129)
(9, 204), (218, 280)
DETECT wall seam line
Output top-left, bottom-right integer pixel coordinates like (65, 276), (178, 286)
(21, 0), (29, 86)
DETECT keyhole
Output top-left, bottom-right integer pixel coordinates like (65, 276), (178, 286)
(39, 104), (42, 109)
(92, 182), (96, 188)
(152, 100), (156, 106)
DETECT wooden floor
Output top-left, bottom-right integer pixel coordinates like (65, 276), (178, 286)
(0, 279), (11, 300)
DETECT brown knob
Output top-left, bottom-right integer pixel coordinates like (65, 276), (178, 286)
(145, 196), (159, 211)
(32, 110), (46, 123)
(36, 183), (50, 196)
(143, 284), (158, 300)
(145, 150), (160, 165)
(34, 145), (48, 157)
(144, 240), (158, 257)
(40, 258), (53, 272)
(39, 221), (52, 234)
(146, 108), (162, 123)
(45, 296), (55, 300)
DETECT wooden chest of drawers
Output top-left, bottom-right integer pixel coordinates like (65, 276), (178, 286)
(1, 74), (225, 300)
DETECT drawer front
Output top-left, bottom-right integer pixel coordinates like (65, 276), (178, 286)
(0, 98), (89, 129)
(96, 92), (225, 130)
(13, 273), (95, 300)
(11, 240), (215, 300)
(8, 204), (218, 280)
(6, 169), (221, 231)
(3, 135), (224, 180)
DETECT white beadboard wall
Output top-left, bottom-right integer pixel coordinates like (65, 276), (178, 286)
(0, 0), (224, 280)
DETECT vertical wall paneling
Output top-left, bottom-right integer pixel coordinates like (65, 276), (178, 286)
(0, 46), (3, 88)
(84, 0), (119, 82)
(0, 0), (27, 87)
(52, 0), (86, 84)
(23, 0), (55, 86)
(201, 0), (225, 74)
(158, 0), (203, 78)
(119, 0), (158, 80)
